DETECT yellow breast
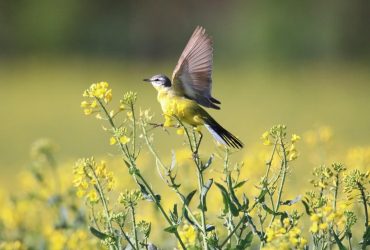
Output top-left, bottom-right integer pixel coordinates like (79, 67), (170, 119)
(157, 90), (205, 126)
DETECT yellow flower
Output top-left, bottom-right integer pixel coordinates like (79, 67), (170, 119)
(104, 89), (112, 103)
(291, 134), (301, 143)
(176, 128), (185, 135)
(87, 190), (99, 203)
(84, 109), (92, 115)
(261, 131), (271, 145)
(310, 222), (318, 233)
(288, 151), (298, 161)
(119, 136), (131, 144)
(310, 214), (320, 222)
(80, 101), (89, 108)
(90, 100), (97, 108)
(319, 223), (328, 230)
(283, 218), (290, 228)
(110, 137), (117, 145)
(95, 113), (102, 120)
(178, 224), (197, 248)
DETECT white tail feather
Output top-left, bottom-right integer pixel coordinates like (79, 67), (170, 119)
(205, 124), (227, 146)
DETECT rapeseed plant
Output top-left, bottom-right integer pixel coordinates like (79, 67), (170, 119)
(0, 82), (368, 249)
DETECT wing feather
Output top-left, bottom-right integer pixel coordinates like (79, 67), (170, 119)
(171, 26), (220, 109)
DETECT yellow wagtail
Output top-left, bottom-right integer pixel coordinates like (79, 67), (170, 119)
(144, 26), (243, 149)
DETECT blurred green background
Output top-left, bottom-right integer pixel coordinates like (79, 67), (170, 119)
(1, 0), (370, 186)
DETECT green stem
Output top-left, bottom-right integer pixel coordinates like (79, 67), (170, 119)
(130, 205), (140, 250)
(358, 182), (368, 230)
(269, 138), (288, 226)
(89, 165), (114, 234)
(130, 102), (137, 157)
(219, 215), (245, 248)
(333, 173), (339, 211)
(96, 98), (186, 250)
(117, 222), (137, 250)
(141, 121), (203, 231)
(181, 124), (208, 249)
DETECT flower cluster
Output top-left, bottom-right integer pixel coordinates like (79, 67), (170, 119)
(343, 169), (369, 193)
(73, 158), (116, 203)
(178, 224), (198, 249)
(264, 218), (307, 250)
(81, 82), (112, 115)
(118, 189), (142, 208)
(309, 204), (346, 233)
(109, 127), (131, 145)
(261, 125), (300, 161)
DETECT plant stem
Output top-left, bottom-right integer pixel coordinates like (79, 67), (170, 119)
(141, 122), (203, 231)
(358, 182), (368, 230)
(130, 102), (137, 157)
(181, 124), (208, 249)
(269, 138), (288, 226)
(117, 222), (137, 250)
(130, 205), (140, 250)
(89, 165), (114, 234)
(97, 98), (186, 249)
(219, 215), (245, 248)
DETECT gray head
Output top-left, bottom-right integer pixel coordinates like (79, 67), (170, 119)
(143, 74), (171, 88)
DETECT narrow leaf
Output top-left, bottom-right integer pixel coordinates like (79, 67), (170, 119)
(233, 180), (247, 189)
(199, 179), (213, 211)
(236, 231), (253, 249)
(203, 154), (214, 170)
(215, 182), (239, 216)
(332, 229), (347, 250)
(89, 226), (109, 240)
(301, 200), (312, 215)
(164, 225), (178, 234)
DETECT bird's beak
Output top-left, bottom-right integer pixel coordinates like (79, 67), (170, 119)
(143, 78), (151, 83)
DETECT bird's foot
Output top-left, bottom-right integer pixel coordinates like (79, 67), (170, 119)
(148, 122), (170, 134)
(149, 122), (164, 128)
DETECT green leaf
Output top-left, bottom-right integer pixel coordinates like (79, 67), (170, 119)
(215, 182), (239, 216)
(138, 182), (161, 202)
(242, 194), (249, 210)
(233, 180), (247, 189)
(170, 204), (179, 223)
(227, 174), (242, 209)
(164, 224), (178, 234)
(361, 226), (370, 247)
(280, 195), (302, 206)
(203, 154), (214, 170)
(256, 188), (268, 203)
(236, 231), (253, 249)
(301, 200), (312, 216)
(261, 203), (275, 215)
(199, 179), (213, 211)
(89, 226), (109, 240)
(332, 229), (347, 250)
(182, 190), (197, 226)
(184, 190), (197, 206)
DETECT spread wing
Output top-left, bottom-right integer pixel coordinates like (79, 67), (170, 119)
(171, 26), (221, 109)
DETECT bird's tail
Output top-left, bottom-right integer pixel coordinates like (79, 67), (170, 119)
(204, 116), (244, 149)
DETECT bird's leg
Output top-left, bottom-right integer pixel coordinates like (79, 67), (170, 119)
(148, 122), (164, 128)
(193, 128), (203, 158)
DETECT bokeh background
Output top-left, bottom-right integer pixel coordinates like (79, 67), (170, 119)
(1, 0), (370, 186)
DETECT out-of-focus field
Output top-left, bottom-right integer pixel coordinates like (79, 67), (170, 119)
(1, 58), (369, 179)
(1, 58), (370, 248)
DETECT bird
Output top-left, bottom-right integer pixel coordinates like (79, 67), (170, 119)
(143, 26), (243, 149)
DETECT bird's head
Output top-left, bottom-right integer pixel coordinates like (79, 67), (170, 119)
(143, 74), (171, 91)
